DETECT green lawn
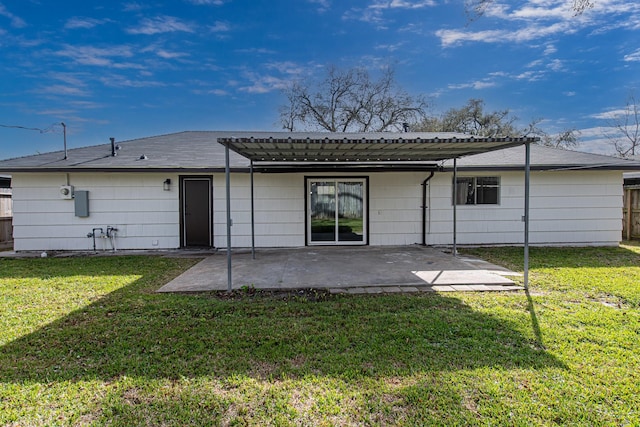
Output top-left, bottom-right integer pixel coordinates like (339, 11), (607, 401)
(0, 245), (639, 426)
(311, 217), (364, 234)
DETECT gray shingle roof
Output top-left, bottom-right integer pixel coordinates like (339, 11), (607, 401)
(0, 131), (250, 172)
(443, 144), (640, 171)
(0, 130), (638, 172)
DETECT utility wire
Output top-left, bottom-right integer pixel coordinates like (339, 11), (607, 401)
(0, 123), (63, 133)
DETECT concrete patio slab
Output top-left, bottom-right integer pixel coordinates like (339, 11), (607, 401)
(157, 245), (523, 294)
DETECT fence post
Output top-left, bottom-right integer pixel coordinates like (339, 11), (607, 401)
(627, 188), (632, 241)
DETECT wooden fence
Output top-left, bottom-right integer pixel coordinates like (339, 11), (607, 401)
(623, 187), (640, 241)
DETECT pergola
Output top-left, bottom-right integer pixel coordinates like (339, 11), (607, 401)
(218, 133), (538, 292)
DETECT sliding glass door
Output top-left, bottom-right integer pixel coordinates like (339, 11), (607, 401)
(307, 178), (367, 245)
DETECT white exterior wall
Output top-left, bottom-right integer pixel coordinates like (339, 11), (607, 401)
(426, 170), (623, 246)
(10, 169), (624, 251)
(213, 173), (306, 248)
(11, 172), (181, 251)
(213, 172), (427, 247)
(368, 173), (424, 245)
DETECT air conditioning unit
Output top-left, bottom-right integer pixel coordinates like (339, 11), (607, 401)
(59, 185), (74, 199)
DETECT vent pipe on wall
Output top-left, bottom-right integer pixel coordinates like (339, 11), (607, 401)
(110, 137), (117, 157)
(421, 171), (435, 246)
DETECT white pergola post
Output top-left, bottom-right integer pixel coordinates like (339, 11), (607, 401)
(250, 159), (255, 260)
(225, 142), (232, 292)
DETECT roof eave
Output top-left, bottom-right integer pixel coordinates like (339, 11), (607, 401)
(0, 167), (248, 174)
(442, 164), (640, 172)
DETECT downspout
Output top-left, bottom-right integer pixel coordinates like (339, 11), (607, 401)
(421, 171), (435, 246)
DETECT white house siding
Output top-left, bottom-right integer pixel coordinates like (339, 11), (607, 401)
(11, 172), (180, 251)
(368, 173), (425, 245)
(212, 173), (306, 248)
(212, 172), (428, 248)
(10, 169), (624, 251)
(426, 170), (623, 246)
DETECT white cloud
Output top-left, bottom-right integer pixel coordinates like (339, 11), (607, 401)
(55, 45), (147, 70)
(448, 80), (496, 90)
(575, 125), (620, 155)
(546, 58), (565, 71)
(624, 49), (640, 62)
(155, 49), (189, 59)
(488, 71), (508, 77)
(123, 2), (147, 12)
(208, 89), (229, 96)
(436, 21), (576, 47)
(375, 42), (404, 52)
(239, 71), (290, 94)
(265, 61), (309, 76)
(210, 21), (231, 32)
(65, 17), (110, 30)
(48, 72), (89, 87)
(435, 29), (504, 47)
(345, 0), (436, 27)
(186, 0), (228, 4)
(436, 0), (640, 48)
(38, 84), (90, 97)
(308, 0), (331, 13)
(69, 100), (103, 109)
(0, 3), (26, 28)
(369, 0), (436, 9)
(590, 108), (628, 120)
(36, 109), (76, 117)
(515, 70), (545, 81)
(510, 4), (573, 20)
(99, 74), (166, 88)
(127, 16), (195, 35)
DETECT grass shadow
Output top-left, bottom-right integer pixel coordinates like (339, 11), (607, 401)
(0, 259), (565, 385)
(525, 289), (545, 350)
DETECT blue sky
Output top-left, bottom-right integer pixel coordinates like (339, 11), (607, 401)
(0, 0), (639, 159)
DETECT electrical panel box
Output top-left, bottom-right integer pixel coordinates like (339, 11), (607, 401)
(74, 190), (89, 217)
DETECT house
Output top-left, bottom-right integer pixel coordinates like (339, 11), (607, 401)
(0, 131), (638, 252)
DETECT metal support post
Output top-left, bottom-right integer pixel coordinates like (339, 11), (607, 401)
(524, 142), (531, 289)
(225, 142), (232, 291)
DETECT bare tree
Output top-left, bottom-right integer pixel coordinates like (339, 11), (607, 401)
(415, 98), (518, 137)
(416, 100), (580, 149)
(523, 118), (580, 149)
(279, 66), (427, 132)
(605, 93), (640, 158)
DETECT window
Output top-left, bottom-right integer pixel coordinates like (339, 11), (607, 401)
(453, 176), (500, 205)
